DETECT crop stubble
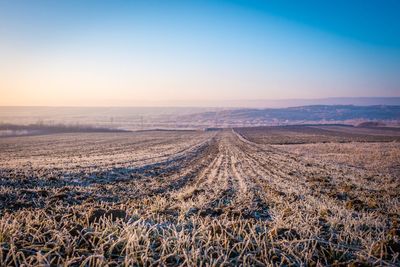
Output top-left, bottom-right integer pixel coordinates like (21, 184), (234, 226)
(0, 127), (399, 266)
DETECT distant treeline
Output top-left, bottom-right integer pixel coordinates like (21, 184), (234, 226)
(0, 123), (130, 137)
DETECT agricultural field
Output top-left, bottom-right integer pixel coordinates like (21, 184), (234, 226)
(0, 127), (399, 266)
(235, 125), (400, 144)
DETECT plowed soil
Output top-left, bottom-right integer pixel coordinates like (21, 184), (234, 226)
(0, 128), (399, 266)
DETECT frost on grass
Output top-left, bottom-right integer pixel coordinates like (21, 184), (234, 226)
(0, 128), (399, 266)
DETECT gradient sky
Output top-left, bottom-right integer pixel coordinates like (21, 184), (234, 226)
(1, 0), (399, 106)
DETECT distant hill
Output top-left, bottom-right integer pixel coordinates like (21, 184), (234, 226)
(1, 105), (399, 129)
(213, 97), (400, 108)
(356, 121), (387, 128)
(178, 105), (400, 127)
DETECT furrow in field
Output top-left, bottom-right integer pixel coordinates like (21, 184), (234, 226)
(0, 132), (218, 210)
(233, 130), (395, 219)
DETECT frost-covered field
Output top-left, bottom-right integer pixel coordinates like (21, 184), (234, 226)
(0, 127), (399, 266)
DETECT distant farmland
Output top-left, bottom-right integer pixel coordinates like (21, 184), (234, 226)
(1, 105), (399, 131)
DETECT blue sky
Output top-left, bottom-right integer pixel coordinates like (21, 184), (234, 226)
(1, 0), (399, 106)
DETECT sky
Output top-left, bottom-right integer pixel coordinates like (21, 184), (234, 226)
(0, 0), (399, 107)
